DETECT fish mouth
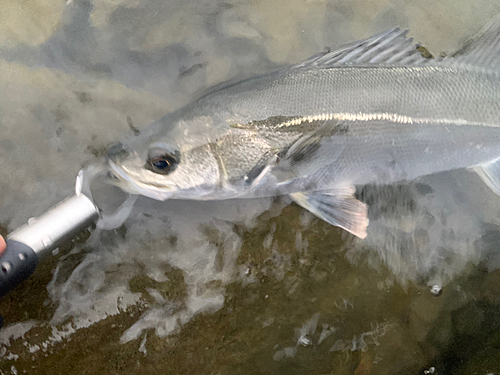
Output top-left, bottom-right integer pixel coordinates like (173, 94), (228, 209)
(106, 142), (130, 163)
(108, 160), (174, 201)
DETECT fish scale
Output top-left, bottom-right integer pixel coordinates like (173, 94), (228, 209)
(195, 66), (500, 128)
(109, 16), (500, 239)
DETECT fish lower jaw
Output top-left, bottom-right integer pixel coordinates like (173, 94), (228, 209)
(108, 161), (171, 200)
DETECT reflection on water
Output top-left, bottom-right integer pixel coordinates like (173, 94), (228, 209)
(2, 0), (500, 374)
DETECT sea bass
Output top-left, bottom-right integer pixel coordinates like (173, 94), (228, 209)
(108, 17), (500, 239)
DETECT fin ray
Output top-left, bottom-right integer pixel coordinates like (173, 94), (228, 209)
(290, 188), (368, 238)
(449, 15), (500, 71)
(276, 121), (347, 180)
(472, 157), (500, 195)
(292, 28), (429, 69)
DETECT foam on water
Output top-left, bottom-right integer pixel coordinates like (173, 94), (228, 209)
(46, 196), (275, 343)
(352, 169), (500, 285)
(36, 166), (500, 348)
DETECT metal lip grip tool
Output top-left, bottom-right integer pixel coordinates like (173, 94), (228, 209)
(0, 169), (100, 297)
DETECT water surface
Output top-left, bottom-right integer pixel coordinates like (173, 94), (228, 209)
(1, 1), (500, 374)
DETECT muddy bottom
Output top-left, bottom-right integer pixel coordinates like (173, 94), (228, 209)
(1, 202), (500, 375)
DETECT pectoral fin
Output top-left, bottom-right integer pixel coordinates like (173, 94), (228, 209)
(275, 121), (347, 181)
(472, 157), (500, 195)
(290, 187), (368, 239)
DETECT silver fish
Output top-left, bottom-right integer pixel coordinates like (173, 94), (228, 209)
(108, 16), (500, 239)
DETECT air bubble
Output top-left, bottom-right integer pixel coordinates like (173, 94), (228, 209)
(430, 285), (442, 296)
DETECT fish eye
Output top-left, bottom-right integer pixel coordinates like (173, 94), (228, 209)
(145, 148), (180, 175)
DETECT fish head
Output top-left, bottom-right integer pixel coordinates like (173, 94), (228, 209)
(106, 114), (229, 200)
(107, 138), (222, 200)
(105, 108), (286, 201)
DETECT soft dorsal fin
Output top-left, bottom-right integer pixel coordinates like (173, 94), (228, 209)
(292, 28), (430, 69)
(449, 15), (500, 71)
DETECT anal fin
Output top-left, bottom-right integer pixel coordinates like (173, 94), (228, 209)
(472, 158), (500, 195)
(290, 187), (369, 239)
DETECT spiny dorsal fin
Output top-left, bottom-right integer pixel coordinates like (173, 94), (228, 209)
(292, 28), (430, 69)
(449, 15), (500, 71)
(197, 28), (431, 102)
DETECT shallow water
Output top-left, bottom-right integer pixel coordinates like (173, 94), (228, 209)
(2, 0), (500, 374)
